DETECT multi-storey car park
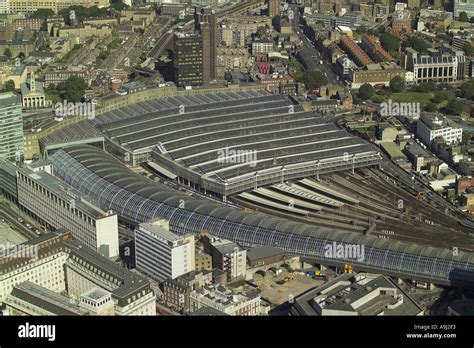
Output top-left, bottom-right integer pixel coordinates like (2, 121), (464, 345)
(48, 146), (474, 287)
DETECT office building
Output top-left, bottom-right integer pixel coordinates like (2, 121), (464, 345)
(416, 114), (463, 146)
(135, 219), (195, 282)
(78, 287), (115, 315)
(195, 249), (212, 270)
(162, 269), (212, 313)
(0, 92), (23, 161)
(0, 230), (155, 315)
(290, 273), (423, 316)
(189, 284), (261, 315)
(454, 0), (474, 19)
(0, 231), (70, 303)
(65, 240), (156, 315)
(268, 0), (280, 18)
(401, 48), (458, 84)
(4, 281), (88, 316)
(7, 0), (110, 14)
(349, 62), (406, 88)
(16, 164), (119, 259)
(0, 159), (18, 202)
(194, 7), (217, 84)
(252, 39), (274, 55)
(174, 32), (204, 86)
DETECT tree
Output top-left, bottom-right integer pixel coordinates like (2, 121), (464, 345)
(380, 33), (400, 54)
(431, 91), (447, 104)
(459, 11), (469, 22)
(461, 79), (474, 100)
(424, 103), (437, 112)
(30, 8), (54, 19)
(464, 44), (474, 56)
(359, 83), (375, 100)
(64, 76), (87, 102)
(446, 99), (464, 115)
(371, 95), (384, 103)
(3, 80), (15, 92)
(272, 15), (281, 31)
(303, 70), (328, 89)
(405, 36), (430, 53)
(110, 0), (128, 11)
(389, 76), (405, 92)
(410, 81), (436, 93)
(3, 47), (12, 58)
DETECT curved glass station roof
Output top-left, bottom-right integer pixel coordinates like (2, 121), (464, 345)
(49, 146), (474, 285)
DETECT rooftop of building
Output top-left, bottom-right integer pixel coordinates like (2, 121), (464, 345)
(81, 287), (111, 301)
(17, 165), (112, 220)
(139, 219), (190, 243)
(192, 284), (257, 306)
(187, 306), (228, 316)
(381, 142), (406, 159)
(0, 91), (21, 106)
(291, 273), (423, 316)
(419, 113), (460, 130)
(65, 240), (152, 306)
(404, 141), (434, 158)
(247, 245), (286, 262)
(7, 281), (88, 316)
(20, 79), (44, 96)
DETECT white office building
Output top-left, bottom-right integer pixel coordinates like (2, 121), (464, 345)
(16, 163), (119, 259)
(0, 92), (23, 161)
(454, 0), (474, 19)
(402, 48), (458, 84)
(135, 219), (195, 282)
(416, 114), (463, 146)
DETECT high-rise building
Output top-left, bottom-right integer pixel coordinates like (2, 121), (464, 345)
(194, 7), (217, 84)
(454, 0), (474, 19)
(0, 92), (23, 161)
(174, 32), (204, 86)
(135, 219), (196, 282)
(268, 0), (280, 18)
